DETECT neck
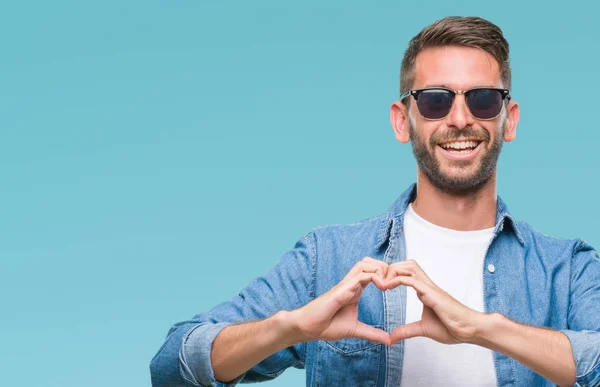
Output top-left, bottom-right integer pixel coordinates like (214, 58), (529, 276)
(411, 169), (498, 231)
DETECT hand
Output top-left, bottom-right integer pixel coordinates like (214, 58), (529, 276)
(290, 257), (391, 346)
(383, 259), (483, 345)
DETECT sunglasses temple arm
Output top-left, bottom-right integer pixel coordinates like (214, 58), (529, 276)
(399, 91), (411, 101)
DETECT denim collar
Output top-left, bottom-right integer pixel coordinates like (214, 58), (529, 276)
(375, 183), (525, 250)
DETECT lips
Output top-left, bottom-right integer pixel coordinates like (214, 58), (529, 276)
(437, 140), (484, 161)
(438, 140), (483, 152)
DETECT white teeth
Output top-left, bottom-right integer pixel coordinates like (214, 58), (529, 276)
(440, 141), (479, 150)
(449, 149), (472, 154)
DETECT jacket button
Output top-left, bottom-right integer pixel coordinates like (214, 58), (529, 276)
(487, 264), (496, 273)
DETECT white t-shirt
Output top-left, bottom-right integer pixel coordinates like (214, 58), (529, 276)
(399, 203), (497, 387)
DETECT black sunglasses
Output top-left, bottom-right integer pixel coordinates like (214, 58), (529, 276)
(399, 87), (511, 120)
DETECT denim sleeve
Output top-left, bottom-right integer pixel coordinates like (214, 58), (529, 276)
(149, 232), (316, 387)
(560, 240), (600, 387)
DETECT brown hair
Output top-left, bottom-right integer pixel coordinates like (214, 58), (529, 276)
(400, 16), (511, 96)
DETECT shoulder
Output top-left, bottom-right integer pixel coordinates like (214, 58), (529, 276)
(306, 212), (389, 252)
(513, 219), (598, 259)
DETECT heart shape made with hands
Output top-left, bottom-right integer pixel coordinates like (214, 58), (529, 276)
(326, 256), (479, 347)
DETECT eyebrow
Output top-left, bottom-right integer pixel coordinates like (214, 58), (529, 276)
(422, 84), (497, 89)
(423, 84), (450, 88)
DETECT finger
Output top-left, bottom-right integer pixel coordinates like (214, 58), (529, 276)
(381, 273), (422, 290)
(354, 272), (386, 290)
(346, 259), (388, 280)
(357, 257), (388, 275)
(383, 274), (414, 289)
(384, 266), (412, 282)
(338, 273), (376, 293)
(353, 321), (391, 346)
(328, 273), (376, 307)
(386, 275), (446, 313)
(390, 321), (424, 344)
(384, 274), (435, 299)
(390, 260), (435, 285)
(331, 272), (386, 308)
(389, 260), (419, 275)
(340, 272), (387, 294)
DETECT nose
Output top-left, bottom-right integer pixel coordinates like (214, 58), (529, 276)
(444, 94), (474, 129)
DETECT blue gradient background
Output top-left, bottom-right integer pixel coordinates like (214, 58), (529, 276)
(1, 1), (598, 386)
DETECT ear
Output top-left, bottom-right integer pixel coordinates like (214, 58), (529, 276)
(390, 101), (411, 143)
(503, 100), (520, 142)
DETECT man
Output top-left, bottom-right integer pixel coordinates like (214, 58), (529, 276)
(150, 16), (600, 387)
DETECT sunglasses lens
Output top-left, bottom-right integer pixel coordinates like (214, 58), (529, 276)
(417, 89), (454, 119)
(467, 89), (503, 119)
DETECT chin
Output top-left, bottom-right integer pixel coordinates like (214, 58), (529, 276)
(439, 164), (480, 178)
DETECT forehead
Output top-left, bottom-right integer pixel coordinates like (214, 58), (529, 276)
(413, 46), (503, 89)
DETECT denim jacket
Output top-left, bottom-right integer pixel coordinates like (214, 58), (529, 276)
(150, 184), (600, 387)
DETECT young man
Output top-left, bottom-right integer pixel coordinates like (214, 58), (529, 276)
(150, 16), (600, 387)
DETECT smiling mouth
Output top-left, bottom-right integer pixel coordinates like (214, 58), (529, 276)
(438, 140), (483, 154)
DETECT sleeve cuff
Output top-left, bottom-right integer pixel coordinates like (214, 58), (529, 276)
(179, 322), (246, 387)
(561, 329), (600, 387)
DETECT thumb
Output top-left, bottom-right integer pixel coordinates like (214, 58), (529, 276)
(390, 321), (424, 344)
(353, 321), (391, 346)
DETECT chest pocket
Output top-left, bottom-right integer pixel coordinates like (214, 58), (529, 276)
(315, 327), (384, 387)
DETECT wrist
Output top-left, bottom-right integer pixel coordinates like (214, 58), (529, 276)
(273, 310), (308, 347)
(473, 312), (504, 348)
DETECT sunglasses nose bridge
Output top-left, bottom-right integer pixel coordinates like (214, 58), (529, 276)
(444, 91), (474, 127)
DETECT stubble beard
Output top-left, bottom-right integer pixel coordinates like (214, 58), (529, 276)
(408, 114), (505, 196)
